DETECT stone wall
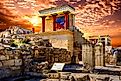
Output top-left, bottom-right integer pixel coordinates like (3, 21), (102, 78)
(26, 30), (74, 56)
(0, 44), (71, 79)
(82, 43), (105, 68)
(82, 43), (95, 69)
(45, 17), (53, 32)
(33, 48), (71, 67)
(0, 49), (22, 79)
(95, 44), (105, 66)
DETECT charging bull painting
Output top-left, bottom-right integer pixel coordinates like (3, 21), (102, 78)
(56, 16), (65, 30)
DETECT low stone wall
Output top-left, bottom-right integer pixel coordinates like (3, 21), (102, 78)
(0, 46), (71, 79)
(34, 47), (71, 67)
(0, 49), (22, 79)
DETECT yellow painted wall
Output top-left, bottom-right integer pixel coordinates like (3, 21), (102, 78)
(45, 16), (53, 32)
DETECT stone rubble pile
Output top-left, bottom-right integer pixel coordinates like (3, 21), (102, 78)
(0, 26), (72, 79)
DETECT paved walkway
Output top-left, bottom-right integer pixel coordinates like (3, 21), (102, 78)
(41, 73), (121, 81)
(41, 79), (69, 81)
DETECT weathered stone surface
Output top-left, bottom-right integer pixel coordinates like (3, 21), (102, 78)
(14, 59), (22, 66)
(0, 62), (3, 67)
(11, 66), (21, 70)
(95, 45), (104, 66)
(0, 55), (6, 60)
(82, 44), (95, 68)
(3, 60), (14, 66)
(0, 30), (73, 79)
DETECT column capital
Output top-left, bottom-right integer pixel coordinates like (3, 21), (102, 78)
(39, 16), (46, 18)
(51, 13), (58, 16)
(63, 11), (70, 14)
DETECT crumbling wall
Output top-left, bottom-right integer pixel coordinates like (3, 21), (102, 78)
(0, 45), (71, 79)
(0, 28), (72, 79)
(82, 43), (95, 69)
(95, 44), (104, 66)
(0, 49), (22, 79)
(31, 47), (71, 70)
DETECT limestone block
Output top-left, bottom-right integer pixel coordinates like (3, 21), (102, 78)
(11, 66), (21, 70)
(14, 59), (22, 66)
(8, 51), (13, 55)
(3, 60), (14, 66)
(0, 61), (3, 67)
(9, 55), (15, 59)
(26, 55), (32, 59)
(0, 55), (6, 60)
(14, 56), (19, 59)
(5, 55), (9, 60)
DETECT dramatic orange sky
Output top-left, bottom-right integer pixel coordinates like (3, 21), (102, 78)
(0, 0), (121, 47)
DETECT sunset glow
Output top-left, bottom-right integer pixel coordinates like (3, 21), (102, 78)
(24, 16), (41, 26)
(0, 0), (121, 47)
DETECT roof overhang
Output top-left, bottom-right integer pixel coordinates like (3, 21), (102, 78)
(39, 4), (75, 16)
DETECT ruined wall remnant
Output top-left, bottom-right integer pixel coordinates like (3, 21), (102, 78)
(0, 48), (22, 79)
(95, 44), (105, 66)
(0, 38), (71, 79)
(82, 43), (95, 69)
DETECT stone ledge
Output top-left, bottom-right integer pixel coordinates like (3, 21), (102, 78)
(26, 30), (73, 37)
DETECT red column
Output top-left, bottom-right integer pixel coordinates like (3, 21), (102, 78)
(32, 27), (35, 33)
(64, 11), (70, 30)
(40, 16), (46, 32)
(52, 14), (58, 31)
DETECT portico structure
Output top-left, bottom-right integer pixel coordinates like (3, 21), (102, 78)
(39, 5), (75, 32)
(27, 5), (87, 64)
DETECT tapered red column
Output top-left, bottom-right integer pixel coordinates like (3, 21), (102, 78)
(40, 16), (46, 32)
(64, 11), (70, 29)
(52, 13), (58, 31)
(32, 27), (35, 33)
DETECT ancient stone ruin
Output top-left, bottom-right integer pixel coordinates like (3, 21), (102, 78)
(0, 26), (71, 79)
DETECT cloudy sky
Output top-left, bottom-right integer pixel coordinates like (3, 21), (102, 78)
(0, 0), (121, 47)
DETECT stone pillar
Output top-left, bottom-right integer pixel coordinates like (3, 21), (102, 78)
(40, 16), (46, 32)
(52, 13), (58, 31)
(82, 43), (95, 69)
(64, 11), (70, 29)
(95, 44), (104, 66)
